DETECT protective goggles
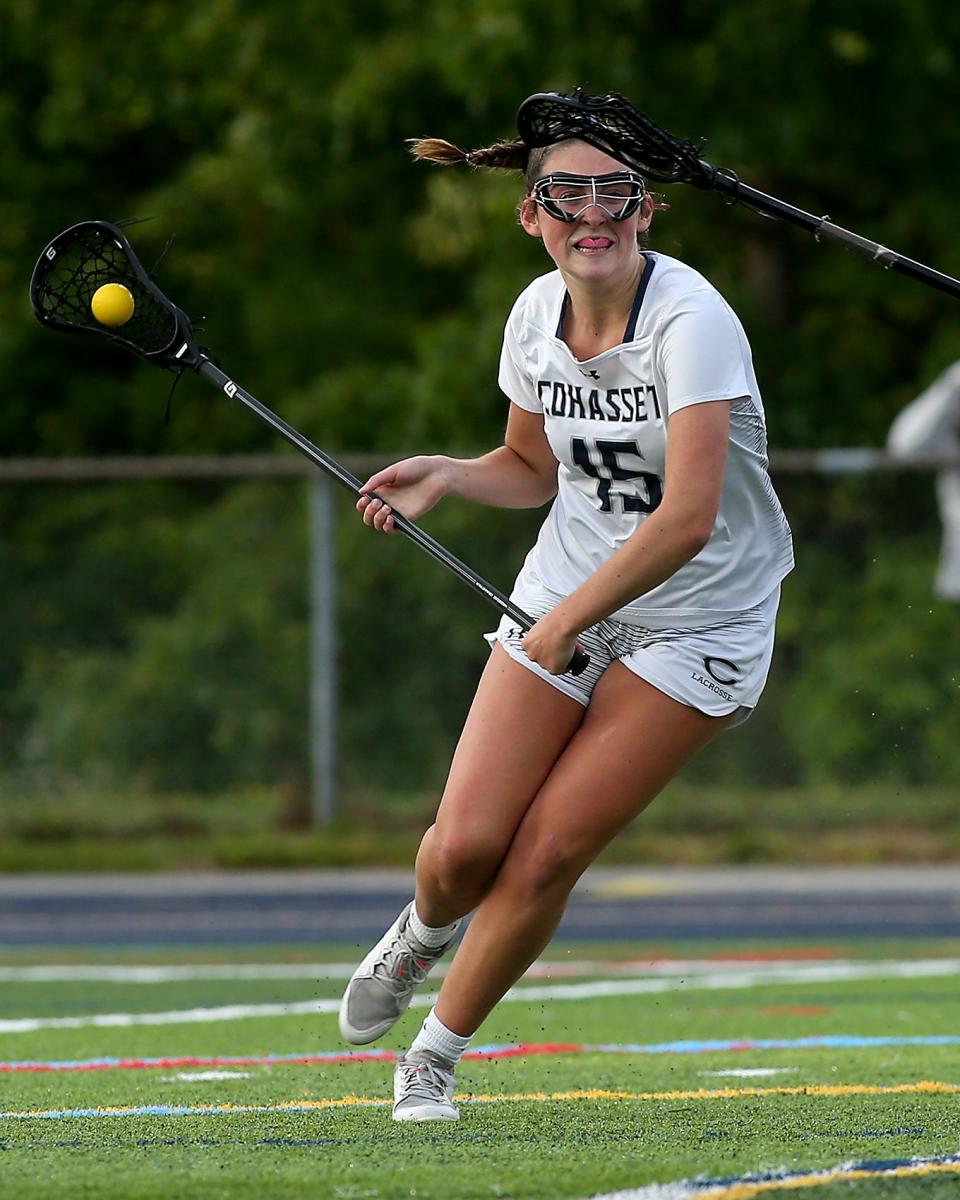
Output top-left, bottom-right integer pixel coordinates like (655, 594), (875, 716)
(531, 171), (647, 222)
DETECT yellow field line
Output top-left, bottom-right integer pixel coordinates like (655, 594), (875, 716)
(460, 1079), (959, 1104)
(2, 1079), (958, 1121)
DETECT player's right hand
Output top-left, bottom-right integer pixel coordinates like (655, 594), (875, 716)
(357, 456), (450, 533)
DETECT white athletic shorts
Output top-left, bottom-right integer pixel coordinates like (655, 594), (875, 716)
(485, 583), (781, 727)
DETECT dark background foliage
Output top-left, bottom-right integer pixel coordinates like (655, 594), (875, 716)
(2, 0), (958, 821)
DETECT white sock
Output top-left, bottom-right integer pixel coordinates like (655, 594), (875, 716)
(408, 902), (460, 949)
(409, 1007), (472, 1065)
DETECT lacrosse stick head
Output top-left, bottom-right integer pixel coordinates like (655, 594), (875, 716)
(30, 220), (202, 371)
(517, 89), (714, 188)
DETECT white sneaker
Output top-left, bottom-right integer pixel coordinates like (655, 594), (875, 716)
(392, 1051), (459, 1122)
(338, 903), (459, 1045)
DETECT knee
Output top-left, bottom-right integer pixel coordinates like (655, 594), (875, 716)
(504, 834), (583, 902)
(422, 823), (504, 904)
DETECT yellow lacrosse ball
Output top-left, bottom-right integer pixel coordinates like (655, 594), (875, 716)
(91, 283), (135, 327)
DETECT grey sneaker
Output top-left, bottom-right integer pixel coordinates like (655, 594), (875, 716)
(338, 902), (459, 1045)
(392, 1050), (459, 1122)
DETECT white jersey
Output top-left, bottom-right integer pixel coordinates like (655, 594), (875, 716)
(887, 360), (960, 600)
(498, 252), (794, 624)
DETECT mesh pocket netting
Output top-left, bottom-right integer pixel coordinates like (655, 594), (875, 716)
(517, 92), (712, 187)
(32, 222), (181, 359)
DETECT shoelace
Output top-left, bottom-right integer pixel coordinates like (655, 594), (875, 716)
(396, 1057), (453, 1103)
(370, 930), (433, 997)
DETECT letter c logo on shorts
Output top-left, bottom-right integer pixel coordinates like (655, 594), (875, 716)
(703, 657), (742, 686)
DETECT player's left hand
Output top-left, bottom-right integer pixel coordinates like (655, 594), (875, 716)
(521, 612), (583, 676)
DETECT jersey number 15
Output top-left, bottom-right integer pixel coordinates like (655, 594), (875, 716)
(571, 437), (663, 514)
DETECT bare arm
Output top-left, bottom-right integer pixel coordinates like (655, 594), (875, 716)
(522, 400), (731, 672)
(357, 405), (556, 532)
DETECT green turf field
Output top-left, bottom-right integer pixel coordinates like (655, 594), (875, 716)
(1, 941), (959, 1199)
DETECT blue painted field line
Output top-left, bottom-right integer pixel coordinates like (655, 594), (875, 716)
(578, 1033), (960, 1055)
(589, 1150), (960, 1198)
(4, 1033), (960, 1075)
(0, 1100), (388, 1119)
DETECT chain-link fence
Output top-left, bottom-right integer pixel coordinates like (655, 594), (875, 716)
(0, 452), (956, 845)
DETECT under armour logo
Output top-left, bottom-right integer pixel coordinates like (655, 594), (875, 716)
(578, 368), (600, 380)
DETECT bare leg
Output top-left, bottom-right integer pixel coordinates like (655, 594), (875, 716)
(413, 645), (585, 927)
(432, 664), (733, 1035)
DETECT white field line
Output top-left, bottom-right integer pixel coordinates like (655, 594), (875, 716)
(588, 1185), (702, 1200)
(0, 958), (957, 1034)
(0, 958), (842, 984)
(163, 1071), (253, 1082)
(699, 1068), (799, 1078)
(0, 964), (356, 983)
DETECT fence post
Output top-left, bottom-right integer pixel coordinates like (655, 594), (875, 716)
(308, 476), (337, 827)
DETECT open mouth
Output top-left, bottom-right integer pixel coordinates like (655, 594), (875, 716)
(573, 237), (614, 253)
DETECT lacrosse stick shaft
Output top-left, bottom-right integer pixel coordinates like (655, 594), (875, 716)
(194, 358), (589, 674)
(709, 172), (960, 300)
(517, 92), (960, 300)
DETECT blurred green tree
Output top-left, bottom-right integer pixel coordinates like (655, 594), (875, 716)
(1, 0), (958, 809)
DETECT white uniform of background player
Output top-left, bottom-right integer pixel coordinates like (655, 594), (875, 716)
(492, 251), (794, 718)
(888, 361), (960, 600)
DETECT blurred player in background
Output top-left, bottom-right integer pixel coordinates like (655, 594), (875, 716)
(338, 95), (794, 1121)
(888, 361), (960, 601)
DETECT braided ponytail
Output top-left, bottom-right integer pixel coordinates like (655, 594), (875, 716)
(407, 137), (529, 172)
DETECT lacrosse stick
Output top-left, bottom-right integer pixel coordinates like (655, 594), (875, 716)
(29, 219), (589, 676)
(518, 89), (960, 301)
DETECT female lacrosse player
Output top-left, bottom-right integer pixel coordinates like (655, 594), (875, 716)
(339, 97), (794, 1121)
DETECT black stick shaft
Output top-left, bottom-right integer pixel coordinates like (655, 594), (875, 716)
(194, 357), (589, 676)
(709, 171), (960, 300)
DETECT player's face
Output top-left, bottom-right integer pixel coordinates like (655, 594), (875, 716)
(521, 141), (652, 285)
